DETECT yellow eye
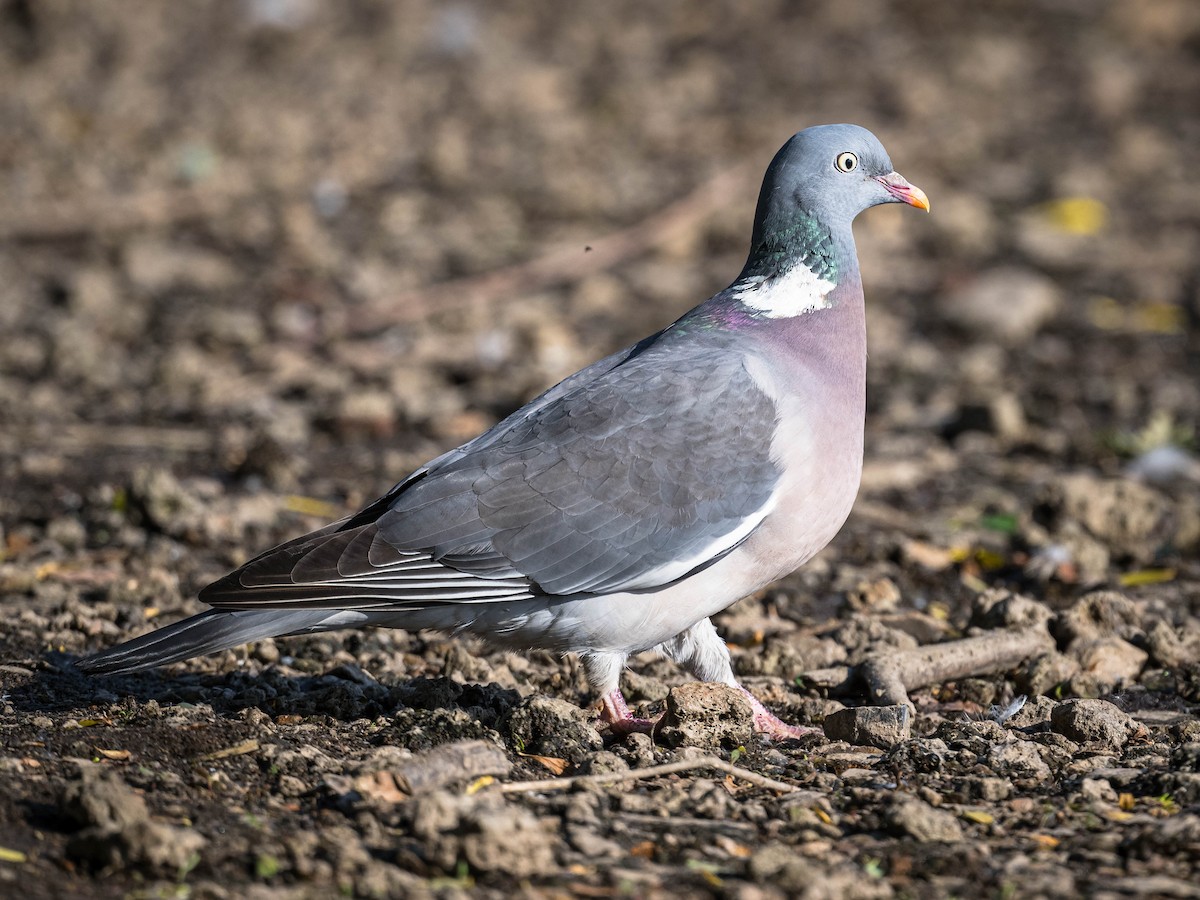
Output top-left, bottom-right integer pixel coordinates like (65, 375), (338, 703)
(835, 152), (859, 173)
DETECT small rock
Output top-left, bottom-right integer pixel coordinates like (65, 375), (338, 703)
(507, 696), (602, 764)
(952, 776), (1011, 802)
(615, 731), (658, 768)
(1003, 694), (1059, 730)
(940, 266), (1062, 344)
(657, 683), (754, 751)
(1170, 743), (1200, 773)
(361, 739), (511, 797)
(1057, 475), (1172, 560)
(1055, 591), (1141, 647)
(972, 588), (1054, 630)
(1080, 777), (1118, 803)
(334, 389), (397, 440)
(578, 751), (630, 777)
(823, 705), (911, 750)
(44, 515), (87, 551)
(61, 765), (205, 873)
(128, 466), (209, 540)
(1050, 699), (1145, 749)
(1073, 636), (1148, 688)
(1147, 620), (1200, 669)
(887, 796), (965, 842)
(986, 740), (1052, 781)
(408, 792), (556, 878)
(1017, 653), (1080, 698)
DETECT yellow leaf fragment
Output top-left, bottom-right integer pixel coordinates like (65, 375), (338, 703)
(465, 776), (494, 795)
(1118, 569), (1176, 587)
(0, 847), (26, 864)
(962, 810), (994, 825)
(1133, 301), (1185, 335)
(1041, 197), (1107, 235)
(1030, 834), (1059, 849)
(95, 748), (131, 761)
(1118, 793), (1135, 811)
(199, 739), (259, 761)
(1104, 809), (1134, 823)
(284, 495), (341, 518)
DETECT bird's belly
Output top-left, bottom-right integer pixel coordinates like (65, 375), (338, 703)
(385, 548), (770, 658)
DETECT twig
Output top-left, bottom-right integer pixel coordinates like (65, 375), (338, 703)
(860, 625), (1053, 707)
(798, 626), (1054, 709)
(350, 162), (756, 332)
(0, 423), (212, 457)
(615, 812), (758, 833)
(0, 185), (249, 242)
(497, 755), (797, 795)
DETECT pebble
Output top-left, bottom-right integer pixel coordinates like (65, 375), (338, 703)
(940, 267), (1062, 344)
(657, 683), (754, 751)
(888, 797), (965, 842)
(823, 705), (912, 750)
(1050, 699), (1144, 750)
(506, 696), (603, 764)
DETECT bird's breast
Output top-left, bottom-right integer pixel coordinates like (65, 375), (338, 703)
(740, 303), (867, 582)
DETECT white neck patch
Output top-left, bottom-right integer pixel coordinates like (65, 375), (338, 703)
(731, 263), (836, 319)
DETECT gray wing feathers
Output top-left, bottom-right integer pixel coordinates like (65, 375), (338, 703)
(380, 343), (781, 595)
(205, 336), (781, 608)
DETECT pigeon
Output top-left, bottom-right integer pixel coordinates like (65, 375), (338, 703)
(77, 124), (928, 739)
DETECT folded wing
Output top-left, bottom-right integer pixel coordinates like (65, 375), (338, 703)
(202, 334), (780, 610)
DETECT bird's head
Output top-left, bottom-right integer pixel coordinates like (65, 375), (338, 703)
(747, 124), (928, 267)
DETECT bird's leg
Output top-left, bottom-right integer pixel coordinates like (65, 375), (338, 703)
(735, 687), (820, 740)
(583, 651), (660, 736)
(598, 688), (659, 736)
(659, 617), (820, 741)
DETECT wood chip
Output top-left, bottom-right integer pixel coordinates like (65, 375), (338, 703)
(519, 752), (569, 775)
(199, 739), (260, 761)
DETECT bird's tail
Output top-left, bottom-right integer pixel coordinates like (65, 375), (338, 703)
(74, 609), (341, 676)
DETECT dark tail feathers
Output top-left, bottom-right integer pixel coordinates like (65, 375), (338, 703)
(75, 609), (334, 675)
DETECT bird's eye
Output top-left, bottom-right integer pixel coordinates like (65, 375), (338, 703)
(835, 152), (859, 173)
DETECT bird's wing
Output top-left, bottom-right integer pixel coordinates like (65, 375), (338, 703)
(202, 335), (781, 610)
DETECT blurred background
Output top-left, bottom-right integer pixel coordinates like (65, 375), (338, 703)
(0, 0), (1198, 632)
(1, 3), (1200, 895)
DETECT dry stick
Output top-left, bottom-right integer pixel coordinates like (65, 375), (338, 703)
(350, 162), (756, 332)
(800, 626), (1055, 708)
(0, 423), (213, 459)
(498, 755), (798, 795)
(0, 185), (247, 241)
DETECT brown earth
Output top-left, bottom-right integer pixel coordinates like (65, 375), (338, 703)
(2, 1), (1200, 897)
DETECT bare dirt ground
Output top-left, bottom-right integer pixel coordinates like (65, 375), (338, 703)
(2, 1), (1200, 897)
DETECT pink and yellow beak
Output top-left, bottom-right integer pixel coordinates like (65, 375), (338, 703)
(875, 172), (930, 212)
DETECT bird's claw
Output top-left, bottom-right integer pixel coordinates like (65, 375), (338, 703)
(737, 686), (821, 742)
(598, 688), (663, 739)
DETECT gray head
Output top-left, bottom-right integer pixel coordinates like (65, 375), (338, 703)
(746, 124), (927, 274)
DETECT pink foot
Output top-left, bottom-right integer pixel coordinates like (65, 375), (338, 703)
(599, 689), (661, 737)
(737, 686), (821, 741)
